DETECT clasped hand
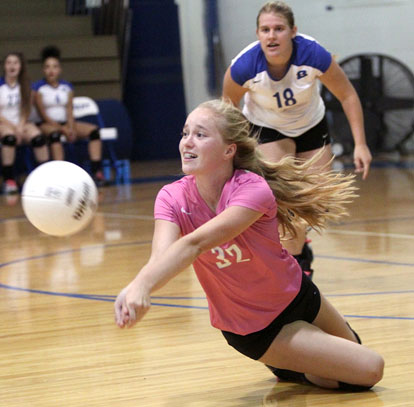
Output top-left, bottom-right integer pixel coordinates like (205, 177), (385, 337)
(114, 280), (151, 328)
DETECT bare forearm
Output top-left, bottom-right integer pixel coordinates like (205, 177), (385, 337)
(341, 94), (367, 146)
(222, 67), (246, 107)
(134, 236), (201, 292)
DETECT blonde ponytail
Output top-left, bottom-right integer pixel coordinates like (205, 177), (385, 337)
(198, 99), (358, 237)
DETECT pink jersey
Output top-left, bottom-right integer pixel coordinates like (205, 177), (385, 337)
(154, 169), (302, 335)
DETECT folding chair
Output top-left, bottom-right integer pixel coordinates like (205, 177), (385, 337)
(72, 96), (130, 184)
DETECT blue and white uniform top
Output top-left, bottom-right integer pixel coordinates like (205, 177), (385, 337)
(230, 34), (332, 137)
(32, 79), (73, 123)
(0, 77), (21, 125)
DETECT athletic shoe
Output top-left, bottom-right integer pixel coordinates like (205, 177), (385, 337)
(93, 171), (108, 187)
(4, 194), (19, 206)
(2, 179), (18, 194)
(265, 365), (310, 384)
(293, 241), (314, 280)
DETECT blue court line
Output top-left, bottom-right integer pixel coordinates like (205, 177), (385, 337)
(151, 302), (208, 310)
(75, 291), (414, 300)
(343, 315), (414, 320)
(0, 283), (114, 301)
(326, 290), (414, 297)
(87, 294), (207, 300)
(316, 254), (414, 267)
(335, 215), (414, 227)
(0, 283), (413, 320)
(1, 238), (413, 321)
(0, 283), (209, 309)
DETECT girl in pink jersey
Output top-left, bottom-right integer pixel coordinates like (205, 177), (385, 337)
(114, 99), (383, 391)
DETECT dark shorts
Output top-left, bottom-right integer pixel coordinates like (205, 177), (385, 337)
(221, 272), (321, 360)
(251, 116), (330, 153)
(37, 121), (67, 126)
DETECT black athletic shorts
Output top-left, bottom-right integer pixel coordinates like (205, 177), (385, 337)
(36, 121), (67, 126)
(251, 116), (330, 153)
(221, 272), (321, 360)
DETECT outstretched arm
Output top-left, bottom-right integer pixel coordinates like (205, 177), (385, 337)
(114, 218), (181, 328)
(114, 206), (263, 328)
(320, 59), (372, 180)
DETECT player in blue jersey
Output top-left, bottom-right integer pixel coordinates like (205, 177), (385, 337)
(0, 52), (49, 194)
(223, 1), (372, 279)
(32, 46), (106, 186)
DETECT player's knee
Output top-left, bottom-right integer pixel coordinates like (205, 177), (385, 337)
(359, 353), (384, 387)
(339, 360), (383, 391)
(48, 131), (63, 145)
(31, 134), (47, 148)
(1, 134), (17, 146)
(88, 129), (100, 141)
(369, 354), (385, 384)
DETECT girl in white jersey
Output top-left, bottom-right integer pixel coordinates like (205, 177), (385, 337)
(114, 98), (383, 391)
(223, 1), (372, 278)
(0, 53), (49, 194)
(33, 46), (106, 186)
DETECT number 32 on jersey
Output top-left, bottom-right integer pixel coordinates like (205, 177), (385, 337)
(211, 244), (251, 269)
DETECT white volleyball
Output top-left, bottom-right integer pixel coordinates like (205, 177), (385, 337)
(21, 161), (98, 236)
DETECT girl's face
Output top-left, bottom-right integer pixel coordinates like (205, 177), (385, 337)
(4, 55), (21, 80)
(256, 12), (297, 62)
(179, 107), (235, 176)
(43, 57), (61, 84)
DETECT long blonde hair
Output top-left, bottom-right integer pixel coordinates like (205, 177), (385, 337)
(198, 99), (357, 238)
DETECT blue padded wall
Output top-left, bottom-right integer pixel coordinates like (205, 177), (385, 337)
(124, 0), (187, 160)
(96, 99), (133, 160)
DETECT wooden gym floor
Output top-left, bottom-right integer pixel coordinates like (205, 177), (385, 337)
(0, 158), (413, 407)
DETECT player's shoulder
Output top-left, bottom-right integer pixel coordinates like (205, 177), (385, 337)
(32, 78), (47, 91)
(158, 176), (192, 199)
(294, 33), (323, 48)
(229, 169), (275, 210)
(58, 79), (74, 90)
(232, 41), (263, 63)
(231, 41), (267, 84)
(292, 33), (331, 71)
(233, 169), (270, 190)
